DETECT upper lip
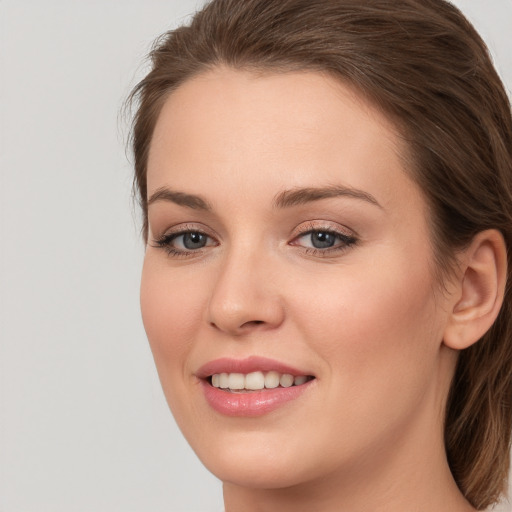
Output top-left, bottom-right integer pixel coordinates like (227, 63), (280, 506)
(196, 356), (313, 379)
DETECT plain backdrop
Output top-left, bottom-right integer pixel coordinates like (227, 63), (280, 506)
(0, 1), (510, 511)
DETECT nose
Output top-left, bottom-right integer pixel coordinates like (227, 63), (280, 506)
(207, 248), (285, 336)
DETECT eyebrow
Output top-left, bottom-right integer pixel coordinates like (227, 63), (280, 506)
(273, 185), (382, 209)
(147, 187), (212, 210)
(147, 184), (382, 211)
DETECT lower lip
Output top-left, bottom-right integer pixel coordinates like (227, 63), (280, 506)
(201, 379), (313, 417)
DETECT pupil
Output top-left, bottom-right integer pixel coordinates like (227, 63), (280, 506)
(311, 231), (335, 249)
(183, 232), (206, 249)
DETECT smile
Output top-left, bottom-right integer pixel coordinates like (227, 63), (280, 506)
(197, 357), (316, 416)
(210, 371), (313, 391)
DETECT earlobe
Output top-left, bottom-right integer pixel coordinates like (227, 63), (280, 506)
(443, 229), (507, 351)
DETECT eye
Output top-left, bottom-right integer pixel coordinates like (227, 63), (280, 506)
(303, 230), (339, 249)
(152, 227), (218, 257)
(175, 231), (209, 250)
(290, 225), (357, 256)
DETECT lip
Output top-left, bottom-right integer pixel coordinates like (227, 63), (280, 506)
(196, 356), (315, 417)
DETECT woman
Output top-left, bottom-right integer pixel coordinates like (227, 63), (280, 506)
(128, 0), (512, 510)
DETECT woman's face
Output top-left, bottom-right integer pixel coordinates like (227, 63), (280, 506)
(141, 68), (457, 488)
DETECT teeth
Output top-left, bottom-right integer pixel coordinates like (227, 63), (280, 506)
(245, 371), (265, 390)
(294, 375), (308, 386)
(228, 373), (245, 390)
(210, 371), (312, 391)
(264, 371), (280, 389)
(280, 374), (294, 388)
(219, 373), (229, 389)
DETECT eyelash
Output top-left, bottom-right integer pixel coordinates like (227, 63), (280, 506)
(291, 225), (357, 257)
(152, 224), (217, 258)
(152, 223), (358, 258)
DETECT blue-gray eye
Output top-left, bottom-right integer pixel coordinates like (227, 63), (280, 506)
(310, 231), (336, 249)
(181, 232), (208, 250)
(153, 228), (217, 256)
(293, 228), (357, 253)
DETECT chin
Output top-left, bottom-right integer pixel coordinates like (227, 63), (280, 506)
(184, 425), (337, 490)
(201, 452), (313, 490)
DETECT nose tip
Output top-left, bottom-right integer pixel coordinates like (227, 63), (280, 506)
(208, 298), (284, 336)
(206, 262), (285, 336)
(209, 314), (268, 335)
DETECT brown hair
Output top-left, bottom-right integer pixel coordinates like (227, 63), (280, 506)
(128, 0), (512, 508)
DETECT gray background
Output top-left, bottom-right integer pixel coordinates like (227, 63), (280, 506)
(0, 1), (510, 511)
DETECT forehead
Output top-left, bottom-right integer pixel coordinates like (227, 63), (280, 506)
(147, 67), (420, 214)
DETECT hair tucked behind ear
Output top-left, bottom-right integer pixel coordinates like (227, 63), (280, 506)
(127, 0), (512, 507)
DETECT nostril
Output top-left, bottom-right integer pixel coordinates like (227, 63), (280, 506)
(243, 320), (264, 327)
(209, 319), (266, 336)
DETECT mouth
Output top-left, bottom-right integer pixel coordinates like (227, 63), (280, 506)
(208, 371), (315, 392)
(197, 357), (316, 416)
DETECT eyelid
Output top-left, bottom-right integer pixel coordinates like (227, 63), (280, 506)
(152, 222), (217, 241)
(150, 220), (357, 258)
(288, 220), (359, 256)
(290, 220), (357, 240)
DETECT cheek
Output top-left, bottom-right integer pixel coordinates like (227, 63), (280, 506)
(295, 256), (443, 412)
(140, 257), (205, 383)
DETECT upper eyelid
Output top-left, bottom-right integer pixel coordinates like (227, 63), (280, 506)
(153, 223), (218, 240)
(291, 220), (357, 238)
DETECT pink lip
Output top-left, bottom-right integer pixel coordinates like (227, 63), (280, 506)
(196, 356), (315, 417)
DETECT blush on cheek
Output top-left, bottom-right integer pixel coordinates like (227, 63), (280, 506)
(140, 262), (205, 375)
(140, 273), (179, 371)
(308, 256), (440, 385)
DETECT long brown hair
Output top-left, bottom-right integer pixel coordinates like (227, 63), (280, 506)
(128, 0), (512, 508)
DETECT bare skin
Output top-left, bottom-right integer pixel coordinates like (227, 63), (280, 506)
(141, 68), (503, 511)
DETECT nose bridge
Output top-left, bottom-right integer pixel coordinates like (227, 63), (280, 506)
(207, 239), (284, 335)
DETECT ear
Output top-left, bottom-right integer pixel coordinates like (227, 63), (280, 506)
(443, 229), (507, 350)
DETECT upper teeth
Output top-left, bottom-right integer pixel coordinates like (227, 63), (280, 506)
(211, 371), (310, 391)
